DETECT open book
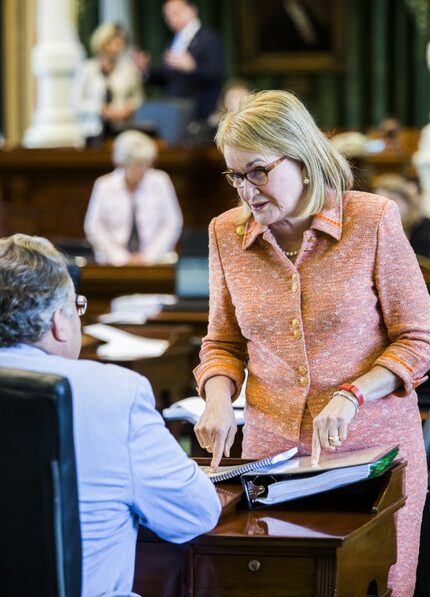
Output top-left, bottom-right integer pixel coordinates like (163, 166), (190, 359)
(242, 445), (399, 507)
(201, 447), (298, 483)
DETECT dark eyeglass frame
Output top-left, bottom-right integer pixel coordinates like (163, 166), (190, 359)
(222, 156), (287, 188)
(75, 295), (88, 317)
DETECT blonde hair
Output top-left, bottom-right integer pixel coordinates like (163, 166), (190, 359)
(215, 90), (353, 221)
(112, 130), (158, 166)
(90, 23), (119, 56)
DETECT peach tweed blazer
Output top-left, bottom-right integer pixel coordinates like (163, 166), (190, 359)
(194, 191), (430, 444)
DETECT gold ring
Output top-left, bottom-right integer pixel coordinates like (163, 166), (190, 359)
(328, 435), (340, 442)
(204, 444), (211, 449)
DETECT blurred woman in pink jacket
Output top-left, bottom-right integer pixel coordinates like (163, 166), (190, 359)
(85, 130), (183, 265)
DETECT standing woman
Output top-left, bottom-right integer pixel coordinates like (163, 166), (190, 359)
(194, 90), (430, 596)
(72, 23), (143, 143)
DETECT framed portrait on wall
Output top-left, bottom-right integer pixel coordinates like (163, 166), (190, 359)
(238, 0), (345, 73)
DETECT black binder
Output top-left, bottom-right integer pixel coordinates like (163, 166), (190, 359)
(241, 445), (399, 509)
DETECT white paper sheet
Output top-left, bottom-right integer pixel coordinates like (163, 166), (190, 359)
(83, 323), (169, 360)
(98, 294), (178, 324)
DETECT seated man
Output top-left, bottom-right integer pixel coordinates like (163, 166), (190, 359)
(0, 234), (221, 597)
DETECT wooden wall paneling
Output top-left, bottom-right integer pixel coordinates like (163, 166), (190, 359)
(0, 147), (111, 238)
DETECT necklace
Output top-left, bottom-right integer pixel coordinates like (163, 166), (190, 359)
(283, 249), (299, 257)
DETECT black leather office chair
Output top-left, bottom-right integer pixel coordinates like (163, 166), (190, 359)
(0, 367), (82, 597)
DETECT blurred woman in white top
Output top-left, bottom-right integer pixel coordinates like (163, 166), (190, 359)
(72, 23), (143, 141)
(84, 130), (183, 265)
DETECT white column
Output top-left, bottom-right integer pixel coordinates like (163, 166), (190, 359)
(23, 0), (85, 148)
(99, 0), (133, 31)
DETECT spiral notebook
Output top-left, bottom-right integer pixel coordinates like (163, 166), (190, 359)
(201, 447), (298, 483)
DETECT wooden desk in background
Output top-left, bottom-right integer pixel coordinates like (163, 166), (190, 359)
(79, 263), (209, 337)
(0, 136), (420, 241)
(80, 323), (194, 411)
(80, 263), (175, 315)
(78, 260), (430, 322)
(148, 309), (209, 338)
(133, 460), (406, 597)
(0, 145), (237, 239)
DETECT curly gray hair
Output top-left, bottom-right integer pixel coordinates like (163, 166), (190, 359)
(0, 234), (74, 347)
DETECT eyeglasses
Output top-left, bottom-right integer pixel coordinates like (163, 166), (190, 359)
(222, 156), (287, 188)
(75, 295), (88, 317)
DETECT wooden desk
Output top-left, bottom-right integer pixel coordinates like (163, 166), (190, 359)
(78, 262), (209, 336)
(79, 263), (175, 315)
(79, 261), (430, 320)
(79, 324), (194, 411)
(133, 461), (406, 597)
(0, 133), (421, 240)
(0, 145), (236, 238)
(148, 309), (209, 338)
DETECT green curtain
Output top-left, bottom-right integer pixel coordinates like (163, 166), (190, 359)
(77, 0), (430, 128)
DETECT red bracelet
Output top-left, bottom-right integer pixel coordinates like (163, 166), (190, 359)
(339, 383), (365, 407)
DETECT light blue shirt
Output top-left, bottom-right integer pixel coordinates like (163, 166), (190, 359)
(0, 345), (221, 597)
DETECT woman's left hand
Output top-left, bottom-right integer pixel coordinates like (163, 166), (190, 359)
(311, 394), (357, 465)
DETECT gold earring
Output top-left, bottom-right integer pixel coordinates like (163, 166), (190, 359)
(302, 175), (310, 185)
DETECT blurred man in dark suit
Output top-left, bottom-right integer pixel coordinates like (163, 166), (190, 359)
(136, 0), (224, 122)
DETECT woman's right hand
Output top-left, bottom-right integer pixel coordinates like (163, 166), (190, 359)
(194, 376), (237, 471)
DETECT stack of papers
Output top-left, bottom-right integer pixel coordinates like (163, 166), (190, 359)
(163, 390), (246, 425)
(98, 294), (177, 324)
(83, 323), (169, 360)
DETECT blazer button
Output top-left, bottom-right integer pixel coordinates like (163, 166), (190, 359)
(298, 365), (307, 375)
(299, 376), (308, 386)
(292, 318), (300, 328)
(293, 329), (301, 340)
(236, 225), (245, 236)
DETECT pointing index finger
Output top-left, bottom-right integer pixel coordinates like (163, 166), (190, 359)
(311, 428), (321, 465)
(210, 433), (227, 472)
